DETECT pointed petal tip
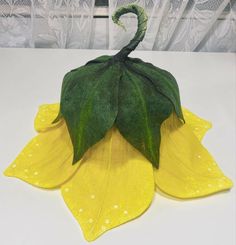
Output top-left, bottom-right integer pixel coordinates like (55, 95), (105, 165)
(3, 165), (41, 188)
(80, 223), (111, 242)
(3, 166), (13, 177)
(225, 177), (234, 189)
(182, 107), (212, 140)
(3, 163), (19, 178)
(34, 103), (61, 132)
(156, 173), (233, 200)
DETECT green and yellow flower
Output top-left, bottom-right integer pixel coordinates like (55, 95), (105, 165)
(4, 103), (232, 241)
(4, 4), (233, 241)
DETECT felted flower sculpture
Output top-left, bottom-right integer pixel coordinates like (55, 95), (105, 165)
(4, 4), (233, 242)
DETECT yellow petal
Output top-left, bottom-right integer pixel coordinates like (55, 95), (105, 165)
(61, 128), (154, 241)
(154, 113), (233, 199)
(183, 108), (212, 141)
(4, 122), (79, 189)
(34, 103), (61, 132)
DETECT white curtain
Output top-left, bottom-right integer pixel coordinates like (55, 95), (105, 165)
(0, 0), (235, 52)
(0, 0), (95, 48)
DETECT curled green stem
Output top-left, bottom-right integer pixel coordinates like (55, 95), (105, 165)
(112, 4), (148, 61)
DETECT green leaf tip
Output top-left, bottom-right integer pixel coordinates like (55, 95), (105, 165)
(55, 4), (184, 169)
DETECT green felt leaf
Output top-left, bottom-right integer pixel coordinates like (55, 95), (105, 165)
(115, 66), (173, 167)
(60, 61), (121, 164)
(126, 58), (184, 121)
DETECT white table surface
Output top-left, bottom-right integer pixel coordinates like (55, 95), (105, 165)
(0, 48), (235, 245)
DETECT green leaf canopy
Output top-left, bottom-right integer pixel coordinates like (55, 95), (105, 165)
(56, 4), (184, 168)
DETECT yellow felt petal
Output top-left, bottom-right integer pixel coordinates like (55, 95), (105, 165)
(183, 108), (212, 141)
(154, 113), (233, 199)
(34, 103), (61, 132)
(4, 122), (79, 189)
(61, 128), (154, 241)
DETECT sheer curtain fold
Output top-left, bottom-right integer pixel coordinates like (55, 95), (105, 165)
(33, 0), (95, 48)
(0, 0), (95, 48)
(0, 0), (235, 51)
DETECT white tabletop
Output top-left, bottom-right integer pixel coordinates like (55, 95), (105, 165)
(0, 48), (235, 245)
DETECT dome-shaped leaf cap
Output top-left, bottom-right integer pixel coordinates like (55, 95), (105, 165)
(56, 4), (184, 168)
